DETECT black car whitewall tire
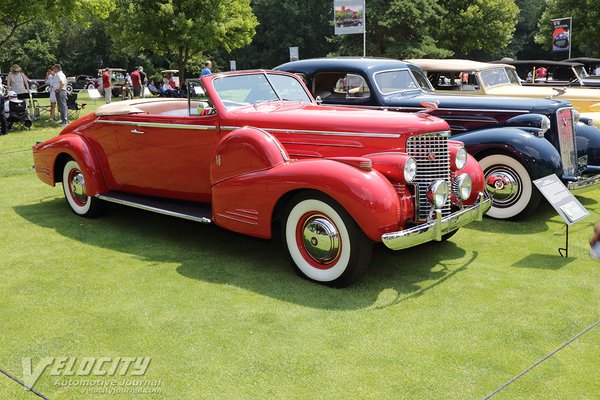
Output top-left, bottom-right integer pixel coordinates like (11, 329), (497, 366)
(62, 159), (102, 217)
(282, 192), (372, 287)
(87, 83), (95, 90)
(478, 154), (540, 219)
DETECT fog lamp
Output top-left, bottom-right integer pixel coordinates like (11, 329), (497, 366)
(427, 180), (449, 209)
(453, 174), (472, 201)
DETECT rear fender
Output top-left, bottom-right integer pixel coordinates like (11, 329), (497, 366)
(452, 127), (563, 179)
(211, 158), (403, 242)
(32, 133), (107, 195)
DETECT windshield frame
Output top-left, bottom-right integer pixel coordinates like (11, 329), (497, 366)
(210, 72), (313, 110)
(477, 67), (516, 89)
(372, 68), (430, 96)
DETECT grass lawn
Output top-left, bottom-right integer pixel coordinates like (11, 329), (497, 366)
(1, 95), (600, 399)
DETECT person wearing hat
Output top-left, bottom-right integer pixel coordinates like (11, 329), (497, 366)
(3, 90), (27, 131)
(52, 64), (69, 126)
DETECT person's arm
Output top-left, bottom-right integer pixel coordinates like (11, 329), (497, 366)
(23, 73), (29, 91)
(591, 222), (600, 246)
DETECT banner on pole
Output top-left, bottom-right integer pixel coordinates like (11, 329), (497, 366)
(334, 0), (365, 35)
(551, 17), (571, 52)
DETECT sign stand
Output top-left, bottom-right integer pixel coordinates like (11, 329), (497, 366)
(533, 174), (589, 258)
(558, 224), (569, 258)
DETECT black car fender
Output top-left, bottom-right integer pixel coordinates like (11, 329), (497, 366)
(452, 127), (563, 180)
(574, 122), (600, 167)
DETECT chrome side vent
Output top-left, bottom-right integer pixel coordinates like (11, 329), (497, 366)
(406, 131), (452, 221)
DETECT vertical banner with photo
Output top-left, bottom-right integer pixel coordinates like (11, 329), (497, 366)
(551, 17), (571, 52)
(334, 0), (365, 35)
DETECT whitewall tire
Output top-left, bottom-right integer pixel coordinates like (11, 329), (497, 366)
(282, 192), (372, 287)
(62, 159), (102, 217)
(478, 154), (540, 219)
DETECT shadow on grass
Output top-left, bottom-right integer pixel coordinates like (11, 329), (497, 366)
(512, 253), (574, 270)
(15, 198), (478, 310)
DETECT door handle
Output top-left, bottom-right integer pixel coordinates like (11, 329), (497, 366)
(130, 129), (144, 134)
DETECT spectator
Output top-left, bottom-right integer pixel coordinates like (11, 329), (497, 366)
(139, 66), (148, 95)
(594, 65), (600, 76)
(535, 67), (548, 80)
(0, 92), (6, 135)
(131, 67), (142, 98)
(4, 90), (31, 130)
(52, 64), (69, 126)
(0, 74), (3, 95)
(7, 64), (30, 96)
(102, 67), (112, 104)
(147, 81), (160, 96)
(591, 221), (600, 259)
(200, 60), (212, 77)
(45, 66), (57, 122)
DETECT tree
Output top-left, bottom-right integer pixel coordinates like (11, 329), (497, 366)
(437, 0), (519, 58)
(337, 0), (453, 59)
(109, 0), (257, 80)
(535, 0), (600, 58)
(230, 0), (335, 69)
(502, 0), (546, 60)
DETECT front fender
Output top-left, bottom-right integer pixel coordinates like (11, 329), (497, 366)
(211, 159), (402, 242)
(32, 133), (107, 195)
(575, 122), (600, 167)
(452, 127), (563, 179)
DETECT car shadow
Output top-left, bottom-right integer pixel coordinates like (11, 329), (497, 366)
(15, 199), (479, 311)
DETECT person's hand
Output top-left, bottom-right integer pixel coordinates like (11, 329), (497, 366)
(590, 221), (600, 247)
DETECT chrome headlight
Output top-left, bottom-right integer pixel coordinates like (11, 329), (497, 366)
(453, 174), (472, 201)
(427, 180), (449, 209)
(572, 109), (580, 123)
(404, 157), (417, 183)
(540, 115), (551, 134)
(455, 147), (467, 170)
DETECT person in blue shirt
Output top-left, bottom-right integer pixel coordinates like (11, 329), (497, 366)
(200, 60), (212, 77)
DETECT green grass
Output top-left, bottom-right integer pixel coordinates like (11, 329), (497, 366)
(1, 104), (600, 399)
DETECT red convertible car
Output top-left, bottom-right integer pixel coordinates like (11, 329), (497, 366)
(32, 70), (490, 286)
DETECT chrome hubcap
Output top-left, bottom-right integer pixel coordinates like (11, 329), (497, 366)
(302, 216), (340, 264)
(70, 171), (87, 203)
(485, 169), (521, 207)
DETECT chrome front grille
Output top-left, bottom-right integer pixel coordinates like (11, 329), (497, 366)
(406, 131), (452, 221)
(556, 107), (578, 177)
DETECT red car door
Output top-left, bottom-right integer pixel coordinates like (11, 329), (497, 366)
(89, 113), (221, 203)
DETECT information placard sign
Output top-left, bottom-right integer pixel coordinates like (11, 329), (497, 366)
(533, 174), (589, 225)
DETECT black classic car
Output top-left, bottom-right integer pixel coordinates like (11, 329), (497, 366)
(66, 75), (100, 93)
(493, 59), (600, 88)
(276, 57), (600, 219)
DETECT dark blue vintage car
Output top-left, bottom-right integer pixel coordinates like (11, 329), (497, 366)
(276, 57), (600, 219)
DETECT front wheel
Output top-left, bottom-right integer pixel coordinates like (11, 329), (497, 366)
(87, 83), (96, 91)
(478, 154), (540, 219)
(66, 84), (74, 94)
(281, 191), (372, 287)
(62, 159), (103, 217)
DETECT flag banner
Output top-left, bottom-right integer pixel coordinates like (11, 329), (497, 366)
(334, 0), (365, 35)
(551, 17), (571, 52)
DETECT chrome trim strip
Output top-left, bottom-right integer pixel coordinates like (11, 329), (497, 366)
(225, 210), (258, 220)
(97, 120), (216, 130)
(236, 208), (258, 215)
(323, 104), (531, 113)
(218, 125), (402, 138)
(216, 213), (258, 225)
(566, 174), (600, 193)
(96, 194), (212, 224)
(382, 193), (491, 250)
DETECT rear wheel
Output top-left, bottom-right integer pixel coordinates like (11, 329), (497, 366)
(281, 191), (372, 287)
(66, 84), (74, 94)
(478, 154), (540, 219)
(62, 159), (102, 217)
(87, 83), (96, 90)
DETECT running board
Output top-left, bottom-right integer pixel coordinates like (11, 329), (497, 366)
(96, 192), (212, 224)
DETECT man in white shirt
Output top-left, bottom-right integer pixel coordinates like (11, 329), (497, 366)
(52, 64), (69, 126)
(594, 65), (600, 76)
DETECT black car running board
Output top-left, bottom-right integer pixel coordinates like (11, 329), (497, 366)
(96, 192), (212, 224)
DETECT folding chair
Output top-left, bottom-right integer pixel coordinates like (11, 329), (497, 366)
(7, 100), (33, 131)
(67, 93), (86, 120)
(33, 99), (52, 120)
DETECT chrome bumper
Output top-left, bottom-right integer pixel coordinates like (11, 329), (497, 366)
(566, 173), (600, 194)
(381, 193), (491, 251)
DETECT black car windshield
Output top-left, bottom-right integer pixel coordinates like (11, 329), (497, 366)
(374, 69), (424, 94)
(213, 73), (312, 109)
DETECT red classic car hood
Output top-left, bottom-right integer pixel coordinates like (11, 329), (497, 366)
(227, 101), (449, 137)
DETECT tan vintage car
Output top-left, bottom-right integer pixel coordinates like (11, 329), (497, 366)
(408, 59), (600, 128)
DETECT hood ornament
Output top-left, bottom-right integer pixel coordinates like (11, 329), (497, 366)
(548, 87), (567, 100)
(417, 101), (439, 114)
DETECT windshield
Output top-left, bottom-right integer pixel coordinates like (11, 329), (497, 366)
(574, 66), (589, 79)
(411, 69), (434, 91)
(212, 73), (312, 109)
(374, 69), (422, 94)
(479, 67), (513, 87)
(505, 68), (521, 85)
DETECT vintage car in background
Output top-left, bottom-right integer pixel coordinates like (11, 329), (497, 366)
(97, 68), (127, 97)
(276, 58), (600, 219)
(32, 70), (490, 287)
(66, 75), (100, 93)
(0, 73), (46, 95)
(565, 57), (600, 76)
(408, 59), (600, 129)
(492, 59), (600, 88)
